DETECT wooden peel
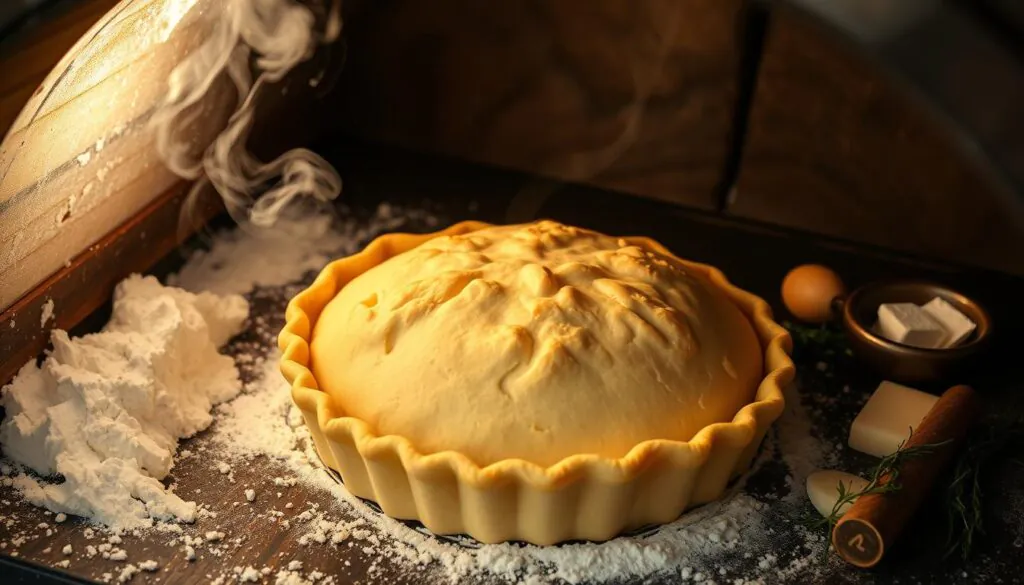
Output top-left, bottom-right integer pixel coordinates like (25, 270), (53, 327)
(832, 385), (981, 568)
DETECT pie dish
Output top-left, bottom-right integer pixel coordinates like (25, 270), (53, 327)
(279, 220), (793, 545)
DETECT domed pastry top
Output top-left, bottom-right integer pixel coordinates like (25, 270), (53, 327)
(310, 221), (763, 467)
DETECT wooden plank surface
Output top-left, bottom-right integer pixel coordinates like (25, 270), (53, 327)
(329, 0), (745, 210)
(0, 183), (221, 387)
(729, 3), (1024, 276)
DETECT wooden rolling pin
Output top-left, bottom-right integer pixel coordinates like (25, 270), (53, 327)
(832, 384), (980, 568)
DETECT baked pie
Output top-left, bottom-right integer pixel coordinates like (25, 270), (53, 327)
(280, 220), (793, 544)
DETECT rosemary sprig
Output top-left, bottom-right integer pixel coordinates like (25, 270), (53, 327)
(944, 420), (1024, 561)
(812, 431), (950, 557)
(782, 321), (853, 360)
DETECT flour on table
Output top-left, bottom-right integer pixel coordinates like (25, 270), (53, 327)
(0, 275), (248, 530)
(39, 299), (54, 327)
(210, 349), (828, 584)
(169, 206), (422, 296)
(0, 203), (835, 584)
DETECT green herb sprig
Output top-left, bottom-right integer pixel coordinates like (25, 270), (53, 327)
(782, 321), (853, 360)
(944, 420), (1024, 561)
(784, 315), (1019, 563)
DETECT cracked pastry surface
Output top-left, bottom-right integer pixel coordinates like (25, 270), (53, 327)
(310, 221), (763, 467)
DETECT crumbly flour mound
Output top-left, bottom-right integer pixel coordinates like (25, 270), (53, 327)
(0, 275), (248, 530)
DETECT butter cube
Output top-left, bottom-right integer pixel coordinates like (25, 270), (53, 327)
(922, 297), (976, 347)
(849, 381), (938, 457)
(876, 303), (947, 348)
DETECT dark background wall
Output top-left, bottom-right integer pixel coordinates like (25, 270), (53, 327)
(732, 2), (1024, 275)
(332, 0), (743, 212)
(330, 0), (1024, 275)
(2, 0), (1023, 275)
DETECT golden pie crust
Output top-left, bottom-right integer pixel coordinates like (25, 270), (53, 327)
(280, 220), (794, 545)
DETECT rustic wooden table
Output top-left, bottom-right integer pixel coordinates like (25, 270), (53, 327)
(1, 142), (1022, 584)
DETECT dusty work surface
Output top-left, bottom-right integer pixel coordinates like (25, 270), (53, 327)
(1, 143), (1022, 584)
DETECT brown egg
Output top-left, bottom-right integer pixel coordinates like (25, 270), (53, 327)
(782, 264), (846, 323)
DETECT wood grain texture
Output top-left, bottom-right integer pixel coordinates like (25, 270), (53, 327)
(0, 0), (120, 139)
(331, 0), (743, 210)
(0, 0), (245, 312)
(731, 7), (1024, 276)
(0, 183), (221, 387)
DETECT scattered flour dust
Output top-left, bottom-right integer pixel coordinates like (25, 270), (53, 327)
(169, 204), (429, 296)
(209, 352), (829, 585)
(168, 215), (345, 295)
(0, 204), (831, 584)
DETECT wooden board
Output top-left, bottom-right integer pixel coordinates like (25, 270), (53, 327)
(0, 0), (239, 312)
(0, 0), (328, 317)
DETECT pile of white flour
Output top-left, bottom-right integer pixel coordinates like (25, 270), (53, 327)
(0, 204), (840, 584)
(1, 275), (248, 530)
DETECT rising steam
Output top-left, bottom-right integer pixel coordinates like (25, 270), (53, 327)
(152, 0), (342, 232)
(153, 0), (682, 232)
(505, 4), (683, 223)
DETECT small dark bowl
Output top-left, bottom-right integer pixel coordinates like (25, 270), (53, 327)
(837, 281), (992, 384)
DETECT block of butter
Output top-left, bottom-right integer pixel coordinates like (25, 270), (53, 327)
(922, 297), (976, 348)
(876, 303), (947, 349)
(849, 381), (938, 457)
